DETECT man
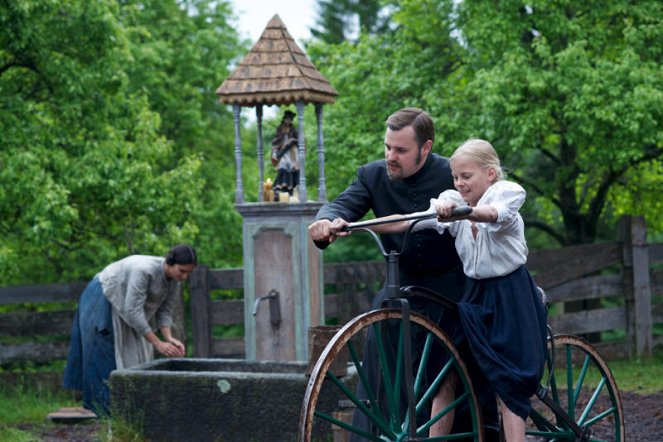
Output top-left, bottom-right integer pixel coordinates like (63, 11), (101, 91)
(309, 107), (464, 298)
(309, 108), (496, 440)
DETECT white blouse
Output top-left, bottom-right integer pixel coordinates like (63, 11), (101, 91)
(413, 180), (528, 279)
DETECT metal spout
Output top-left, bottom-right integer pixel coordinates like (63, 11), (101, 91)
(252, 289), (281, 326)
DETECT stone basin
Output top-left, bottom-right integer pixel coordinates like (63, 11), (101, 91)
(110, 358), (352, 442)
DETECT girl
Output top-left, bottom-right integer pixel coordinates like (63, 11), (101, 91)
(330, 139), (547, 440)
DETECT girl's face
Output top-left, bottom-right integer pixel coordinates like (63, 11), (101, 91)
(450, 156), (496, 207)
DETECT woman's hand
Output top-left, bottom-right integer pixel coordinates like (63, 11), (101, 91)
(167, 337), (186, 357)
(154, 339), (186, 358)
(149, 329), (186, 358)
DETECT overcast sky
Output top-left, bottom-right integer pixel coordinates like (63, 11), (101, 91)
(229, 0), (318, 45)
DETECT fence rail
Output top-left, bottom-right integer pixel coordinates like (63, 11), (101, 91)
(1, 216), (661, 367)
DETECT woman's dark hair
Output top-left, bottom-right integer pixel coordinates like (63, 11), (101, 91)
(165, 244), (197, 266)
(385, 107), (434, 149)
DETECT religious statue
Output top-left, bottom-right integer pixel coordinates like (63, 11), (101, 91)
(271, 110), (301, 195)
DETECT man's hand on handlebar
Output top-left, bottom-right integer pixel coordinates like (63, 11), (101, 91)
(329, 218), (352, 236)
(308, 218), (346, 244)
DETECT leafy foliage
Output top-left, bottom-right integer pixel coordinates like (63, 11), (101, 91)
(452, 0), (663, 244)
(117, 0), (249, 268)
(307, 0), (663, 247)
(0, 0), (244, 283)
(311, 0), (394, 44)
(1, 0), (661, 285)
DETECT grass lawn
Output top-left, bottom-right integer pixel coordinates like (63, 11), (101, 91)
(1, 351), (661, 441)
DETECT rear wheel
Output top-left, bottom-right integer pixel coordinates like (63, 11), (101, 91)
(299, 308), (484, 441)
(527, 334), (625, 441)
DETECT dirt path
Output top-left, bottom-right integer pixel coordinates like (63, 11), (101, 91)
(621, 391), (663, 441)
(12, 391), (663, 441)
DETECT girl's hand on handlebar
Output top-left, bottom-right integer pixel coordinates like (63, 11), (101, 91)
(436, 202), (472, 221)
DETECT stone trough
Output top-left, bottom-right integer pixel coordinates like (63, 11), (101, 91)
(110, 358), (352, 442)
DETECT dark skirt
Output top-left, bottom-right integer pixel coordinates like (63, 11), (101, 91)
(63, 277), (116, 416)
(455, 265), (548, 420)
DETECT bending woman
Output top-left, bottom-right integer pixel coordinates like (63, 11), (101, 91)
(63, 244), (197, 415)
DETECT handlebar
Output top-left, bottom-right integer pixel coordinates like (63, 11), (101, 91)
(342, 206), (473, 232)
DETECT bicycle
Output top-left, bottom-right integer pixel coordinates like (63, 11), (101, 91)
(299, 211), (624, 441)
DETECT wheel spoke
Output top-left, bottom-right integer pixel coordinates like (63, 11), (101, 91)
(373, 321), (399, 428)
(578, 377), (606, 426)
(392, 322), (405, 428)
(413, 330), (434, 399)
(313, 409), (384, 442)
(417, 390), (469, 436)
(572, 354), (592, 408)
(347, 338), (381, 417)
(416, 358), (454, 414)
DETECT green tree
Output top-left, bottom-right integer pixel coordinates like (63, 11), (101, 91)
(0, 0), (205, 283)
(307, 0), (662, 248)
(453, 0), (663, 244)
(117, 0), (248, 267)
(305, 0), (465, 197)
(311, 0), (393, 44)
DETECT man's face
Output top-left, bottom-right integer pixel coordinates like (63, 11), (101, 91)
(384, 126), (431, 180)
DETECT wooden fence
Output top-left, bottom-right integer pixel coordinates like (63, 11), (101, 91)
(190, 216), (662, 360)
(1, 216), (661, 368)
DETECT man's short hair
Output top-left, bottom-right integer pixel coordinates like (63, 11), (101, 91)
(386, 108), (434, 148)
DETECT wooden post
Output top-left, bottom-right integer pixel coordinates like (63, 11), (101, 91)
(233, 103), (244, 204)
(256, 104), (265, 202)
(621, 216), (636, 358)
(620, 216), (653, 358)
(315, 103), (326, 202)
(630, 217), (652, 358)
(296, 100), (307, 202)
(189, 264), (211, 357)
(171, 285), (187, 348)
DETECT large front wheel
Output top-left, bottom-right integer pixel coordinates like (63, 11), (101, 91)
(299, 308), (484, 441)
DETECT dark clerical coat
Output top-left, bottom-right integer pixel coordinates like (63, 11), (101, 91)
(315, 153), (464, 298)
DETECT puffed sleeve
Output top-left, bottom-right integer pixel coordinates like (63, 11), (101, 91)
(481, 181), (525, 232)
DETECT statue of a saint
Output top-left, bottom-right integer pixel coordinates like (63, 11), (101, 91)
(271, 110), (301, 194)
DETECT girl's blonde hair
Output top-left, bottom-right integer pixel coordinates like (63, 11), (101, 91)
(450, 138), (505, 182)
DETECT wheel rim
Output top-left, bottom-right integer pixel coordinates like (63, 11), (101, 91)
(527, 334), (625, 441)
(299, 308), (484, 441)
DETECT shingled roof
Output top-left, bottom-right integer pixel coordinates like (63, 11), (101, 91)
(216, 14), (338, 106)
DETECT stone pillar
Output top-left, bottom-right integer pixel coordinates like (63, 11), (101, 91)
(237, 202), (324, 361)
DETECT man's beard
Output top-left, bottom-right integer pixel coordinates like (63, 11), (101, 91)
(386, 149), (422, 181)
